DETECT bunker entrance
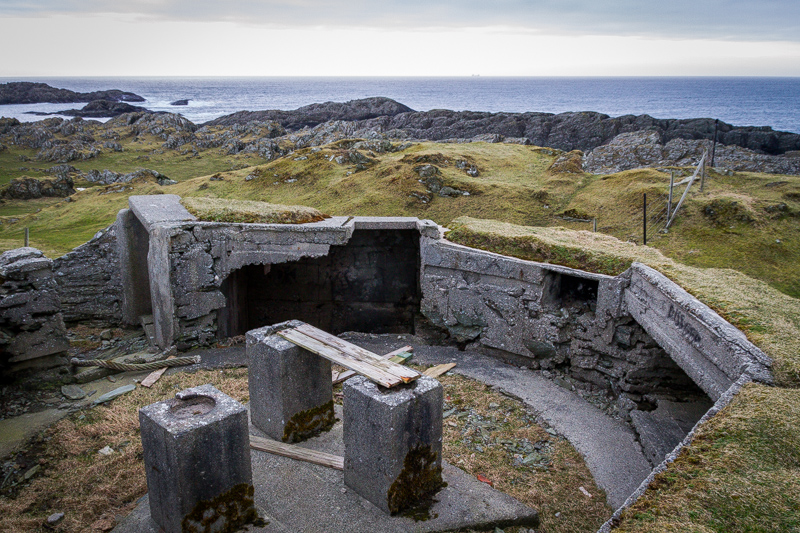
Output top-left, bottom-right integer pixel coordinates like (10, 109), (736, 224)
(218, 230), (421, 338)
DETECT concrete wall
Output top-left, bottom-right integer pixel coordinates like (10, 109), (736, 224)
(121, 195), (439, 349)
(623, 263), (772, 400)
(420, 239), (700, 400)
(420, 238), (771, 402)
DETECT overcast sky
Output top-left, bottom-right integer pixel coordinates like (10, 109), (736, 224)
(1, 0), (799, 76)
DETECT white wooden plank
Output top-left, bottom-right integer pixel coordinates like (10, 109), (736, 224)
(423, 363), (457, 378)
(332, 346), (414, 385)
(249, 435), (343, 470)
(278, 329), (403, 387)
(293, 324), (420, 382)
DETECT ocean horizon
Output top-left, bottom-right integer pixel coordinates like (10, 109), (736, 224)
(1, 76), (799, 134)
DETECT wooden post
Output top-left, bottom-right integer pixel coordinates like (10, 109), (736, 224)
(643, 193), (647, 246)
(24, 227), (29, 247)
(700, 151), (706, 192)
(711, 118), (719, 168)
(667, 172), (674, 222)
(592, 218), (597, 232)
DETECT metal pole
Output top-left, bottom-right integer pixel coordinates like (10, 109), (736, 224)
(24, 227), (29, 247)
(643, 193), (647, 246)
(667, 172), (674, 222)
(593, 218), (597, 232)
(711, 118), (718, 168)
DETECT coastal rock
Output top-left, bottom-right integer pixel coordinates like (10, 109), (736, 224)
(170, 99), (190, 106)
(55, 100), (149, 118)
(1, 175), (75, 199)
(205, 97), (414, 129)
(584, 131), (800, 175)
(0, 82), (144, 105)
(209, 100), (800, 156)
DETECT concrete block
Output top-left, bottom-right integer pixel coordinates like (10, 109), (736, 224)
(247, 321), (335, 442)
(138, 384), (256, 533)
(128, 194), (196, 233)
(343, 375), (444, 515)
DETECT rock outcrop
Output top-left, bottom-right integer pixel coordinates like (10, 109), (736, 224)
(84, 168), (176, 186)
(1, 176), (75, 199)
(205, 97), (414, 129)
(0, 248), (70, 375)
(54, 100), (150, 118)
(584, 130), (800, 175)
(0, 82), (144, 105)
(208, 101), (800, 156)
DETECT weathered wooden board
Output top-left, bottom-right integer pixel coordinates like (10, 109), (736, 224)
(332, 346), (413, 385)
(279, 324), (420, 388)
(250, 435), (344, 470)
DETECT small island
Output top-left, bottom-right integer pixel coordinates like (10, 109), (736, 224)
(0, 81), (145, 105)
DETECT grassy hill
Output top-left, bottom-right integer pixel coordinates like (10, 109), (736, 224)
(2, 119), (800, 531)
(1, 133), (798, 297)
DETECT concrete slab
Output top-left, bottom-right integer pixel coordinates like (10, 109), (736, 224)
(113, 406), (539, 533)
(341, 333), (653, 510)
(127, 195), (196, 233)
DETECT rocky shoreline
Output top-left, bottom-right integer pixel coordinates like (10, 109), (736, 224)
(0, 82), (144, 105)
(2, 94), (799, 176)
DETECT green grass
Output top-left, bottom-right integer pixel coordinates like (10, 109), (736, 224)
(2, 139), (799, 302)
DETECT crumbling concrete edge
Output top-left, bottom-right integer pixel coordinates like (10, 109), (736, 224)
(627, 262), (773, 386)
(596, 372), (752, 533)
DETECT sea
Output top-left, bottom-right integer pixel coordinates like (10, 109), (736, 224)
(1, 77), (799, 134)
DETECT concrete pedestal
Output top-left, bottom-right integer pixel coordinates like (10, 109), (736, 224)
(138, 384), (256, 533)
(343, 375), (444, 515)
(247, 321), (335, 443)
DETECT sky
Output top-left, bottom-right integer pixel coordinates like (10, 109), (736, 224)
(1, 0), (799, 76)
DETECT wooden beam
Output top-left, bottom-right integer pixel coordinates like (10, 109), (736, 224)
(293, 323), (420, 383)
(332, 346), (414, 385)
(249, 435), (343, 470)
(423, 363), (457, 378)
(280, 328), (405, 388)
(279, 325), (420, 388)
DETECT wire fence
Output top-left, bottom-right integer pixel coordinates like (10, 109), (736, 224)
(642, 150), (707, 245)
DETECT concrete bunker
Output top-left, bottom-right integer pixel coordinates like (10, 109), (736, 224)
(104, 194), (772, 513)
(217, 229), (421, 338)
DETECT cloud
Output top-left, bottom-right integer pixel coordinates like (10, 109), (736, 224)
(1, 15), (799, 77)
(3, 0), (800, 41)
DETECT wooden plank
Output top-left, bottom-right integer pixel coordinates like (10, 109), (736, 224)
(140, 355), (174, 388)
(332, 346), (414, 385)
(423, 363), (457, 378)
(293, 324), (420, 382)
(249, 435), (343, 470)
(279, 329), (404, 388)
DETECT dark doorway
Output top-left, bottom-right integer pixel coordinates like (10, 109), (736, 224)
(218, 230), (421, 337)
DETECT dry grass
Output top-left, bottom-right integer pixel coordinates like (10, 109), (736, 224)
(2, 364), (612, 532)
(436, 371), (611, 533)
(615, 383), (800, 532)
(180, 196), (329, 225)
(0, 368), (249, 533)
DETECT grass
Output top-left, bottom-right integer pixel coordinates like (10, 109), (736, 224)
(615, 383), (800, 533)
(0, 365), (609, 532)
(437, 371), (611, 533)
(442, 217), (800, 532)
(181, 196), (329, 224)
(0, 367), (250, 532)
(2, 138), (797, 300)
